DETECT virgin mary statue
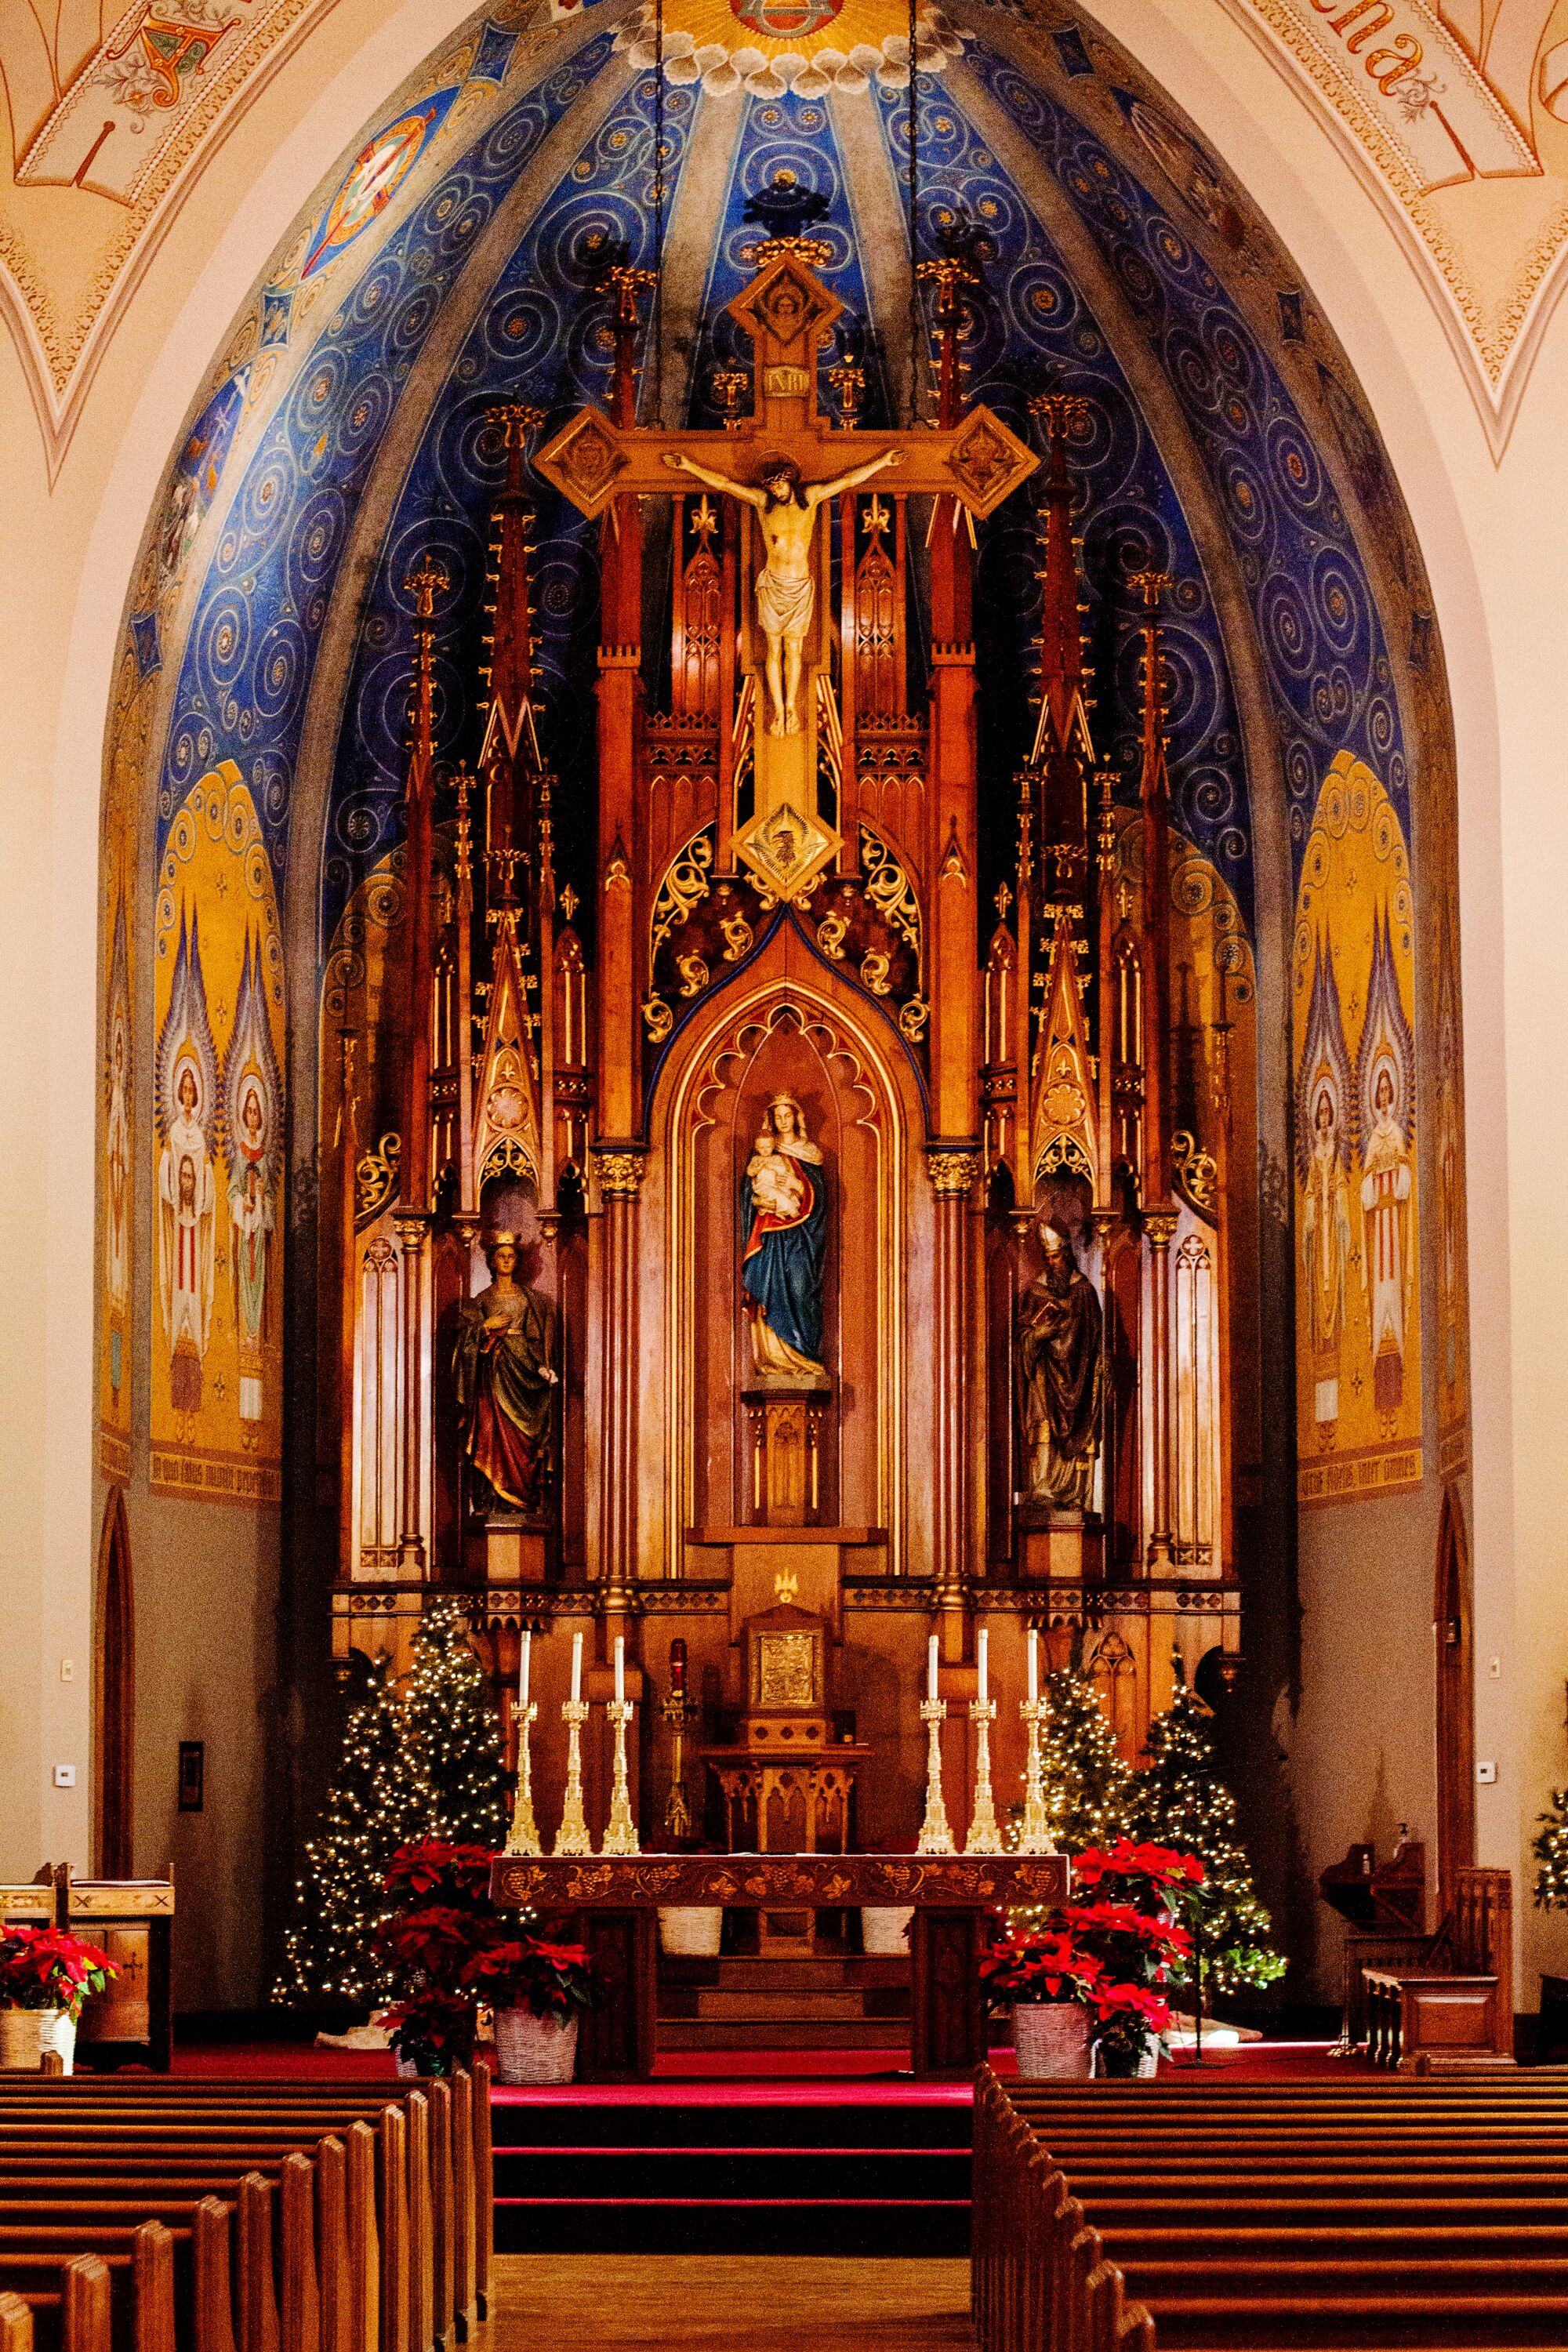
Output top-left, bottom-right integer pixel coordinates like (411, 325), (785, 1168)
(741, 1094), (829, 1388)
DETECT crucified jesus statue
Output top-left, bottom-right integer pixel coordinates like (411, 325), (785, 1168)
(664, 447), (902, 735)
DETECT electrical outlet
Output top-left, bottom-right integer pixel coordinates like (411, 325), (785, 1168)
(59, 1658), (74, 1682)
(52, 1764), (76, 1789)
(1475, 1759), (1497, 1785)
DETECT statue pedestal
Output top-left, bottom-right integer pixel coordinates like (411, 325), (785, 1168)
(740, 1384), (829, 1526)
(463, 1514), (557, 1585)
(1019, 1512), (1103, 1584)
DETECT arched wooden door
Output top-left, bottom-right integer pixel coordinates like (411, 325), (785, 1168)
(1434, 1484), (1475, 1917)
(94, 1490), (135, 1877)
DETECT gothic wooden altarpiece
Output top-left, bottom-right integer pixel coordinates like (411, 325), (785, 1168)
(327, 181), (1244, 1842)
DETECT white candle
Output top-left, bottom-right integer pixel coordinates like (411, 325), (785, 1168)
(614, 1634), (626, 1704)
(927, 1635), (939, 1704)
(977, 1626), (989, 1704)
(570, 1629), (583, 1704)
(519, 1628), (532, 1709)
(1027, 1628), (1038, 1706)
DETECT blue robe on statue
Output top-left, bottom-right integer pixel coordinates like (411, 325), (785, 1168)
(741, 1152), (827, 1371)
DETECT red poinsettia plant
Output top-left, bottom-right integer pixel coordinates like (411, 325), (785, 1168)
(375, 1842), (595, 2072)
(0, 1927), (118, 2021)
(462, 1930), (594, 2022)
(981, 1840), (1205, 2074)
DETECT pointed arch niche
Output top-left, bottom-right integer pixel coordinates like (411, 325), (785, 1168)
(93, 1490), (135, 1878)
(641, 944), (930, 1581)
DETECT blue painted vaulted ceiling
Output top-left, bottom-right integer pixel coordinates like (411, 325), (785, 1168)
(135, 0), (1417, 975)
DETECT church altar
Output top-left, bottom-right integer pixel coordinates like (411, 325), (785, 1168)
(490, 1852), (1069, 2078)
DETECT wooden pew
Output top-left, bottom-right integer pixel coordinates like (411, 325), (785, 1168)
(0, 2072), (485, 2352)
(973, 2067), (1568, 2352)
(1360, 1867), (1514, 2067)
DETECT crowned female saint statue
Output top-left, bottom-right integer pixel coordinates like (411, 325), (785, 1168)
(741, 1095), (829, 1389)
(452, 1232), (560, 1515)
(1016, 1218), (1103, 1512)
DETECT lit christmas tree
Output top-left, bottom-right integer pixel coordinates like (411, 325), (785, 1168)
(1532, 1790), (1568, 1909)
(274, 1599), (509, 2009)
(1037, 1660), (1133, 1855)
(402, 1595), (510, 1843)
(1127, 1661), (1285, 1996)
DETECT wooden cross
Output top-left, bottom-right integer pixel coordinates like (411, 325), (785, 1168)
(535, 243), (1038, 521)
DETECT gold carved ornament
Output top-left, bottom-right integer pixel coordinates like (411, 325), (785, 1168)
(859, 826), (921, 952)
(898, 997), (931, 1043)
(593, 1149), (646, 1197)
(642, 996), (674, 1043)
(1171, 1130), (1218, 1211)
(816, 908), (849, 960)
(676, 949), (710, 997)
(651, 830), (715, 955)
(927, 1150), (981, 1198)
(355, 1132), (401, 1223)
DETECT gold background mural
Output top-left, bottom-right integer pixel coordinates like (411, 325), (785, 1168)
(1294, 750), (1422, 1503)
(150, 762), (285, 1505)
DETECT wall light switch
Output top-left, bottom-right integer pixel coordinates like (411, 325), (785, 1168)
(59, 1658), (74, 1682)
(1475, 1759), (1497, 1785)
(1488, 1657), (1501, 1679)
(53, 1764), (76, 1788)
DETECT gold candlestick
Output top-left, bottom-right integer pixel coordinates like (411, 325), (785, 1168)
(505, 1700), (541, 1856)
(554, 1697), (593, 1857)
(965, 1697), (1004, 1855)
(662, 1690), (693, 1840)
(1018, 1697), (1055, 1856)
(917, 1697), (955, 1854)
(601, 1697), (641, 1856)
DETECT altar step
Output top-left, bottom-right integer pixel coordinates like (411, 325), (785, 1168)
(492, 2086), (971, 2255)
(656, 1954), (909, 2052)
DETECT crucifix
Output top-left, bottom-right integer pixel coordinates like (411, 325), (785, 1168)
(535, 182), (1039, 901)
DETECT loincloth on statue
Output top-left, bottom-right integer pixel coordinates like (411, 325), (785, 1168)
(755, 564), (815, 641)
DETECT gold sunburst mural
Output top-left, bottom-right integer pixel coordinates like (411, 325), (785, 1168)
(614, 0), (965, 96)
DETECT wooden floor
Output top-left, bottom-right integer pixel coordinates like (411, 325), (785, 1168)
(488, 2255), (977, 2347)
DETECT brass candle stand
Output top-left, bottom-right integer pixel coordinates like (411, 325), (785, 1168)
(1018, 1697), (1055, 1856)
(504, 1700), (541, 1856)
(662, 1689), (694, 1840)
(965, 1697), (1004, 1855)
(601, 1697), (641, 1856)
(916, 1697), (956, 1854)
(554, 1697), (593, 1857)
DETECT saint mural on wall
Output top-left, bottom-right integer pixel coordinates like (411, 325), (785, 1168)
(742, 1094), (829, 1387)
(1016, 1218), (1103, 1513)
(452, 1234), (559, 1515)
(1356, 908), (1416, 1417)
(1297, 935), (1356, 1427)
(222, 928), (284, 1433)
(1292, 752), (1421, 1503)
(151, 764), (286, 1503)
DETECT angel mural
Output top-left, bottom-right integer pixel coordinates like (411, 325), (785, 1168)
(741, 1094), (829, 1387)
(1295, 934), (1356, 1428)
(1356, 906), (1416, 1417)
(222, 927), (283, 1428)
(155, 906), (219, 1417)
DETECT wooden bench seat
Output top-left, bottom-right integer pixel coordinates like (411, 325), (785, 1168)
(972, 2067), (1568, 2352)
(0, 2070), (488, 2352)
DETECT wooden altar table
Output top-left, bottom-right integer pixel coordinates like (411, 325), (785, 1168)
(490, 1852), (1069, 2079)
